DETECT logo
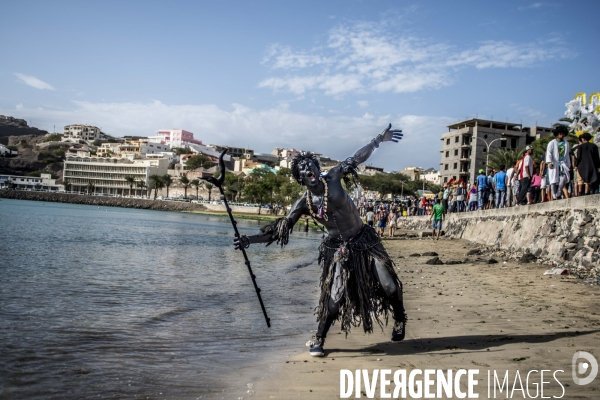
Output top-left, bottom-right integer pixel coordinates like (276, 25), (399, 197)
(572, 351), (598, 385)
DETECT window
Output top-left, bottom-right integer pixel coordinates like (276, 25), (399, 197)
(482, 148), (486, 153)
(444, 164), (448, 170)
(446, 139), (450, 145)
(455, 136), (459, 143)
(511, 138), (517, 149)
(445, 151), (449, 157)
(454, 149), (458, 156)
(501, 139), (507, 148)
(453, 163), (457, 169)
(444, 177), (448, 183)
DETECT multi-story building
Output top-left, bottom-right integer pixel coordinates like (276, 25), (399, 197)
(62, 124), (106, 143)
(149, 129), (203, 147)
(62, 155), (168, 195)
(439, 118), (551, 185)
(0, 173), (62, 191)
(117, 139), (170, 157)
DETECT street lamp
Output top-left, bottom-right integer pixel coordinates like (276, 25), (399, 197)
(475, 134), (507, 175)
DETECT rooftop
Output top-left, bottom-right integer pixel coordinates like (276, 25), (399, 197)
(447, 118), (523, 131)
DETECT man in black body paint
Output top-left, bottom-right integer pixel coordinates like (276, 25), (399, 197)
(234, 124), (407, 357)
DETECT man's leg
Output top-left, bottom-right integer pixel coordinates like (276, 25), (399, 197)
(477, 190), (484, 210)
(372, 259), (406, 341)
(313, 263), (343, 356)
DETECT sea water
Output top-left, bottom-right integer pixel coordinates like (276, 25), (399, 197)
(0, 199), (323, 399)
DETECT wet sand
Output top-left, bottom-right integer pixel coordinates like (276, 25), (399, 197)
(250, 237), (600, 399)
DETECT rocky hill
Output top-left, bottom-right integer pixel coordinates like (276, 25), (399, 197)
(0, 115), (49, 143)
(0, 134), (69, 178)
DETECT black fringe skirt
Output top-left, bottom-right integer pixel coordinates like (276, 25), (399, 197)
(317, 224), (400, 334)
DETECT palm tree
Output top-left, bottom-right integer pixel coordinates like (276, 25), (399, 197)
(487, 148), (524, 171)
(162, 174), (173, 198)
(190, 179), (202, 200)
(124, 176), (136, 197)
(205, 182), (214, 201)
(149, 174), (163, 200)
(136, 179), (146, 197)
(179, 175), (190, 199)
(86, 182), (95, 195)
(63, 178), (72, 192)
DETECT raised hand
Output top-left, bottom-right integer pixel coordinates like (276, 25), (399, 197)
(233, 235), (250, 250)
(379, 123), (403, 143)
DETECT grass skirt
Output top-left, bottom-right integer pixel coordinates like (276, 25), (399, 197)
(317, 224), (400, 334)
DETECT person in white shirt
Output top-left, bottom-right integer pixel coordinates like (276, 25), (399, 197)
(505, 166), (515, 207)
(545, 125), (571, 200)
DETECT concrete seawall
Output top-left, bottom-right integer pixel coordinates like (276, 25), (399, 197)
(396, 194), (600, 271)
(0, 190), (208, 212)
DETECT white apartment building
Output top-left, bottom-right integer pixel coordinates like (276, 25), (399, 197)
(63, 156), (168, 195)
(0, 173), (62, 191)
(422, 168), (441, 185)
(62, 124), (106, 143)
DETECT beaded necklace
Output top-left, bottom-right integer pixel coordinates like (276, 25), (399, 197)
(305, 177), (329, 221)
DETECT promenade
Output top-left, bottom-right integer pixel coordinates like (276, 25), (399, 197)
(253, 237), (600, 399)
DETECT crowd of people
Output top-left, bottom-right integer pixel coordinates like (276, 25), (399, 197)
(357, 126), (599, 223)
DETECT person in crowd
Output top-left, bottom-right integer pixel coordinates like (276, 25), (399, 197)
(494, 166), (507, 208)
(377, 206), (388, 236)
(455, 181), (465, 212)
(388, 208), (398, 238)
(430, 198), (445, 241)
(442, 184), (450, 213)
(476, 169), (488, 210)
(530, 167), (542, 204)
(421, 196), (427, 216)
(546, 125), (571, 200)
(448, 184), (456, 213)
(468, 182), (478, 211)
(485, 171), (495, 209)
(511, 160), (520, 206)
(505, 164), (514, 207)
(575, 132), (600, 195)
(517, 146), (534, 205)
(365, 206), (375, 227)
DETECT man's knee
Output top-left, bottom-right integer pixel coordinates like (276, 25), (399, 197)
(373, 260), (399, 298)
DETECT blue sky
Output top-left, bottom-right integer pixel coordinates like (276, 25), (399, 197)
(2, 0), (598, 171)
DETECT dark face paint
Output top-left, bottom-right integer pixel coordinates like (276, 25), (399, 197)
(299, 160), (321, 188)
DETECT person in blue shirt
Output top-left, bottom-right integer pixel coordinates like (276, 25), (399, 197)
(494, 165), (507, 208)
(476, 169), (488, 210)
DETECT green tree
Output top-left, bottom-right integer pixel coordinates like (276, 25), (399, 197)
(149, 175), (163, 200)
(136, 179), (147, 197)
(86, 182), (95, 195)
(204, 182), (214, 201)
(179, 175), (190, 199)
(162, 174), (173, 198)
(190, 179), (202, 200)
(174, 146), (192, 155)
(124, 176), (136, 197)
(44, 133), (63, 142)
(63, 178), (72, 192)
(186, 154), (213, 170)
(487, 148), (524, 171)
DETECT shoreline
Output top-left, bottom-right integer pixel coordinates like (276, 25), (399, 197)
(252, 238), (600, 399)
(0, 190), (324, 226)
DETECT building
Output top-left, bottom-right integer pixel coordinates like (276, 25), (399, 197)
(399, 166), (423, 181)
(209, 144), (251, 158)
(421, 168), (441, 185)
(62, 124), (107, 143)
(117, 139), (171, 157)
(0, 173), (62, 191)
(62, 155), (168, 195)
(439, 118), (552, 185)
(149, 129), (203, 147)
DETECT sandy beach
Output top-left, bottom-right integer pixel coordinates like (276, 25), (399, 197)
(251, 237), (600, 399)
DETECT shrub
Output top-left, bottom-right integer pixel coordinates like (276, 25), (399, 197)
(44, 134), (63, 142)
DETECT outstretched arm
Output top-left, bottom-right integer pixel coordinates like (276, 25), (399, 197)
(326, 124), (402, 180)
(234, 195), (308, 249)
(353, 123), (403, 164)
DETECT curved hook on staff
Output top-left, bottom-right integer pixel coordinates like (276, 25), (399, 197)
(199, 149), (271, 327)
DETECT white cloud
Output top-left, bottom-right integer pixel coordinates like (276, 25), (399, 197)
(357, 100), (369, 108)
(259, 20), (566, 96)
(14, 73), (55, 90)
(1, 100), (451, 171)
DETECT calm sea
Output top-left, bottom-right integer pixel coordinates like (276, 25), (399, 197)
(0, 199), (323, 399)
